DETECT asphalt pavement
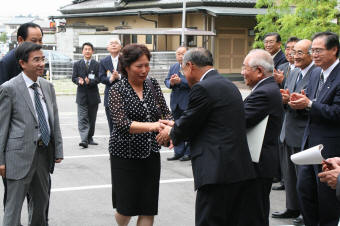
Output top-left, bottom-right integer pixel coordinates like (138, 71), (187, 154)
(0, 90), (299, 226)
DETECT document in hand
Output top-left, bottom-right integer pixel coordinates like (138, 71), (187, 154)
(291, 144), (324, 165)
(246, 115), (269, 163)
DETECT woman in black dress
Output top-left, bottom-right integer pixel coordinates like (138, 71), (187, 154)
(108, 44), (172, 226)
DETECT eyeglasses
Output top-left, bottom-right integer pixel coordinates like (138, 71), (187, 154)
(290, 51), (309, 57)
(310, 48), (326, 55)
(32, 57), (47, 64)
(241, 65), (257, 71)
(264, 40), (276, 45)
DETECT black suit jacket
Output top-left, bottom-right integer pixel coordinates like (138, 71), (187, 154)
(72, 59), (101, 106)
(0, 48), (21, 85)
(170, 70), (255, 190)
(273, 50), (288, 70)
(244, 76), (283, 178)
(302, 63), (340, 158)
(99, 55), (122, 107)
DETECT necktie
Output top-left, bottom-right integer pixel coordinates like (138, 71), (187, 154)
(85, 61), (89, 70)
(31, 83), (50, 146)
(316, 72), (324, 98)
(294, 72), (303, 91)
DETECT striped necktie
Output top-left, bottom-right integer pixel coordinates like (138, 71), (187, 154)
(316, 72), (324, 99)
(294, 72), (303, 91)
(31, 83), (50, 146)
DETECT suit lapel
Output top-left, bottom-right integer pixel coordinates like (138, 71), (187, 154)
(288, 69), (299, 92)
(318, 63), (340, 102)
(18, 74), (38, 123)
(108, 57), (114, 72)
(296, 65), (315, 92)
(39, 80), (54, 130)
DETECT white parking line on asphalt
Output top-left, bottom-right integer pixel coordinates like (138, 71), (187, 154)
(63, 150), (173, 159)
(63, 135), (110, 139)
(60, 122), (107, 126)
(51, 178), (194, 192)
(59, 110), (105, 116)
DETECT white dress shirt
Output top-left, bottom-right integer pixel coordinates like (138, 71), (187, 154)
(22, 73), (50, 136)
(321, 59), (339, 82)
(199, 68), (215, 81)
(111, 55), (119, 71)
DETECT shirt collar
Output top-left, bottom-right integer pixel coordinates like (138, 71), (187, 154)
(22, 72), (40, 89)
(272, 49), (281, 58)
(251, 76), (272, 92)
(84, 58), (91, 63)
(111, 55), (119, 62)
(289, 63), (295, 70)
(322, 59), (339, 81)
(199, 68), (215, 82)
(300, 62), (314, 77)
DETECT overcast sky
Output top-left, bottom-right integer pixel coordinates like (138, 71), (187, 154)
(0, 0), (73, 19)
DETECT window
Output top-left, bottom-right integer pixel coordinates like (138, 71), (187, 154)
(132, 34), (137, 43)
(146, 35), (152, 44)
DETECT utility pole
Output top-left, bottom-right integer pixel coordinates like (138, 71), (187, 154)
(181, 0), (186, 46)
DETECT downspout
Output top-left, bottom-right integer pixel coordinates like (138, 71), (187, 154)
(138, 12), (158, 51)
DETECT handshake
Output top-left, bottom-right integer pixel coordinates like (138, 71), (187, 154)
(154, 120), (175, 148)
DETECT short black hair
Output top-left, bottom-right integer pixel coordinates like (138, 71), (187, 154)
(264, 32), (281, 43)
(312, 31), (340, 57)
(119, 44), (151, 77)
(17, 22), (43, 41)
(82, 42), (94, 51)
(15, 42), (42, 64)
(285, 36), (300, 48)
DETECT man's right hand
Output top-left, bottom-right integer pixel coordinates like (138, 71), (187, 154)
(170, 74), (180, 86)
(0, 165), (5, 178)
(280, 89), (290, 104)
(78, 77), (84, 85)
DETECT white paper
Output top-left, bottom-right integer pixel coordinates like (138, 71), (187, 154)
(291, 144), (324, 165)
(107, 70), (112, 78)
(246, 115), (269, 163)
(88, 73), (95, 79)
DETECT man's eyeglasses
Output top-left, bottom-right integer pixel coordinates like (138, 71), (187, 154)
(310, 48), (326, 55)
(290, 51), (310, 57)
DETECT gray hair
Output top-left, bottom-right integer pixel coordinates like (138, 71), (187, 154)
(182, 48), (213, 67)
(247, 49), (274, 76)
(107, 37), (121, 46)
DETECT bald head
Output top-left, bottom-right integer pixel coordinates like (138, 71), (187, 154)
(176, 46), (187, 64)
(293, 39), (312, 69)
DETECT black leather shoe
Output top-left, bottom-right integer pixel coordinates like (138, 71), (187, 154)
(79, 141), (88, 148)
(272, 184), (285, 190)
(272, 177), (281, 183)
(293, 215), (304, 225)
(167, 155), (182, 161)
(88, 140), (98, 145)
(179, 155), (191, 161)
(272, 209), (300, 218)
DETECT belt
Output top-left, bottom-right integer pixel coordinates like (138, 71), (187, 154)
(37, 140), (47, 148)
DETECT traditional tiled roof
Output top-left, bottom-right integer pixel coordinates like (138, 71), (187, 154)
(59, 0), (257, 15)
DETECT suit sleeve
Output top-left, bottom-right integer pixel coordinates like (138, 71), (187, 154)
(72, 62), (79, 85)
(50, 84), (63, 159)
(99, 60), (111, 85)
(244, 90), (270, 128)
(0, 86), (12, 165)
(0, 60), (10, 86)
(170, 84), (210, 145)
(337, 175), (340, 201)
(164, 66), (172, 89)
(310, 85), (340, 121)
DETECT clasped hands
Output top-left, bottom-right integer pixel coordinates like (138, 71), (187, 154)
(318, 157), (340, 189)
(152, 120), (174, 148)
(280, 89), (310, 109)
(170, 74), (181, 86)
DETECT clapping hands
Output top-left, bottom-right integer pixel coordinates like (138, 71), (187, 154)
(288, 90), (310, 109)
(318, 157), (340, 189)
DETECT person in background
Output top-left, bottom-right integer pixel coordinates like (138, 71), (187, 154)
(108, 44), (172, 226)
(99, 37), (122, 133)
(72, 42), (100, 149)
(164, 46), (191, 161)
(264, 32), (287, 70)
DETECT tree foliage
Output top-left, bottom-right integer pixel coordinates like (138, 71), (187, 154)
(253, 0), (340, 48)
(0, 33), (7, 43)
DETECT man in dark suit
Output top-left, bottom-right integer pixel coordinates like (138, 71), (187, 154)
(72, 42), (100, 148)
(99, 38), (122, 133)
(289, 31), (340, 226)
(0, 42), (63, 226)
(272, 40), (315, 221)
(242, 49), (283, 226)
(272, 37), (300, 192)
(0, 22), (43, 85)
(164, 46), (191, 161)
(157, 48), (256, 226)
(0, 22), (44, 226)
(274, 36), (300, 89)
(264, 32), (287, 70)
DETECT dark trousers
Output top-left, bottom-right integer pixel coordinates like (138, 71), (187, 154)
(77, 103), (98, 142)
(297, 165), (340, 226)
(282, 142), (300, 210)
(278, 141), (285, 184)
(172, 107), (190, 157)
(105, 106), (113, 134)
(195, 180), (257, 226)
